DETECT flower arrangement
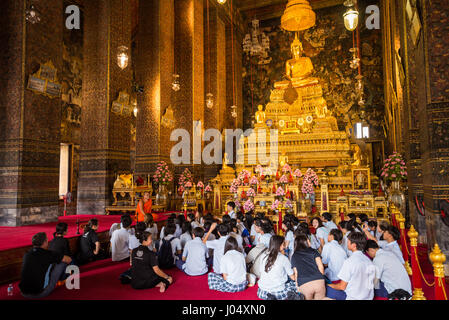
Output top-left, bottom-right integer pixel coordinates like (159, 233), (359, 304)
(279, 174), (289, 184)
(184, 181), (192, 188)
(293, 169), (303, 178)
(205, 184), (213, 192)
(197, 181), (204, 189)
(249, 176), (259, 185)
(178, 168), (193, 188)
(230, 178), (240, 194)
(237, 169), (251, 185)
(301, 168), (319, 195)
(282, 164), (291, 173)
(271, 199), (281, 211)
(381, 152), (407, 181)
(234, 199), (241, 211)
(247, 188), (256, 197)
(285, 199), (293, 209)
(276, 186), (285, 197)
(243, 199), (255, 212)
(153, 161), (173, 185)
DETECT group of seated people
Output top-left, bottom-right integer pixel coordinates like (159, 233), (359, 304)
(18, 201), (412, 300)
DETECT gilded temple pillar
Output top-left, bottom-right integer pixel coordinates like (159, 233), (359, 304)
(416, 0), (449, 271)
(174, 0), (205, 180)
(0, 0), (63, 226)
(77, 0), (132, 214)
(135, 0), (175, 176)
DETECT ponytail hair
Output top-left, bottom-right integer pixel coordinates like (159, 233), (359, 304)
(265, 235), (285, 273)
(138, 231), (152, 244)
(84, 219), (98, 233)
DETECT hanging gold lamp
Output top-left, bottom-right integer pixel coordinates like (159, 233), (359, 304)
(281, 0), (316, 31)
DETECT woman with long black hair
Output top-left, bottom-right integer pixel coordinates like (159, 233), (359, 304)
(257, 235), (296, 300)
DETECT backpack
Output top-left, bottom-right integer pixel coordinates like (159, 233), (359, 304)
(157, 237), (176, 269)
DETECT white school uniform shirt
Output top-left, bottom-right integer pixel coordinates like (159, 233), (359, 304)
(309, 234), (321, 250)
(250, 224), (260, 245)
(229, 232), (244, 251)
(321, 240), (347, 281)
(206, 235), (229, 274)
(159, 234), (182, 259)
(180, 232), (193, 249)
(378, 240), (404, 264)
(258, 252), (294, 292)
(373, 249), (412, 295)
(323, 221), (338, 232)
(191, 221), (201, 230)
(128, 234), (140, 251)
(220, 250), (247, 285)
(174, 224), (182, 238)
(337, 250), (376, 300)
(228, 210), (236, 219)
(182, 237), (209, 276)
(285, 230), (295, 256)
(316, 226), (330, 245)
(259, 233), (272, 248)
(110, 228), (131, 261)
(342, 231), (352, 257)
(145, 224), (158, 240)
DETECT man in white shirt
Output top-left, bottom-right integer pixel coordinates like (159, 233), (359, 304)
(110, 215), (133, 262)
(364, 225), (405, 264)
(365, 240), (412, 298)
(203, 223), (229, 274)
(322, 212), (338, 232)
(245, 243), (267, 279)
(158, 223), (182, 260)
(326, 232), (376, 300)
(226, 202), (236, 220)
(321, 229), (347, 282)
(177, 227), (209, 276)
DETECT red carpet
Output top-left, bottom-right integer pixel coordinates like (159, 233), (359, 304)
(0, 214), (172, 251)
(0, 259), (260, 300)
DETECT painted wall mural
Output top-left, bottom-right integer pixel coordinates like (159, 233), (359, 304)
(242, 1), (385, 140)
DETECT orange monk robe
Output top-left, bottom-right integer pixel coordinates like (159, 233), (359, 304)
(136, 199), (152, 222)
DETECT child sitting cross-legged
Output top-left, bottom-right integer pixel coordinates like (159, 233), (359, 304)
(176, 227), (209, 276)
(208, 236), (248, 293)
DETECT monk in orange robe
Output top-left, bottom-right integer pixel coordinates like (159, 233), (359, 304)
(136, 192), (152, 222)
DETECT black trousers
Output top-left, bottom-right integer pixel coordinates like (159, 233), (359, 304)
(131, 276), (170, 290)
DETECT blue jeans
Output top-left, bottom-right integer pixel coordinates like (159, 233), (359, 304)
(326, 284), (347, 300)
(374, 281), (389, 298)
(22, 263), (68, 299)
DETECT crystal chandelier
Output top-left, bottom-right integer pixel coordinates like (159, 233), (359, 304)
(117, 46), (129, 70)
(26, 4), (41, 24)
(349, 47), (360, 69)
(217, 0), (226, 4)
(243, 19), (270, 60)
(172, 74), (180, 92)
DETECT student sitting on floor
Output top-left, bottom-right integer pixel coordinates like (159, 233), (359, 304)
(131, 231), (173, 292)
(203, 223), (230, 274)
(226, 201), (237, 219)
(157, 223), (182, 269)
(179, 221), (193, 249)
(236, 213), (251, 248)
(111, 214), (133, 262)
(321, 229), (347, 282)
(290, 234), (326, 300)
(229, 218), (245, 252)
(326, 232), (376, 300)
(321, 212), (338, 232)
(281, 217), (295, 259)
(77, 219), (105, 265)
(174, 215), (184, 238)
(257, 235), (297, 300)
(19, 232), (72, 299)
(250, 217), (262, 246)
(208, 237), (248, 292)
(364, 224), (404, 264)
(129, 222), (149, 252)
(49, 222), (72, 259)
(367, 220), (378, 239)
(144, 213), (158, 242)
(295, 222), (320, 250)
(245, 241), (268, 279)
(376, 220), (390, 241)
(365, 240), (412, 298)
(311, 217), (329, 253)
(258, 219), (273, 249)
(203, 221), (216, 241)
(176, 227), (209, 276)
(187, 213), (201, 229)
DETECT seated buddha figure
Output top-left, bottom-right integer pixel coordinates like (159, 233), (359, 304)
(255, 105), (266, 127)
(285, 35), (314, 83)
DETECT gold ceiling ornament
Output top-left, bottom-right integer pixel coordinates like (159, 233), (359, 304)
(281, 0), (316, 32)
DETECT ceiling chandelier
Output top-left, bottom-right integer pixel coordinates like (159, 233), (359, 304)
(343, 0), (359, 32)
(205, 0), (214, 109)
(243, 18), (270, 62)
(117, 0), (129, 70)
(171, 74), (180, 92)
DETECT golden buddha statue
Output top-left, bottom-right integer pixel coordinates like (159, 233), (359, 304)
(351, 144), (362, 167)
(255, 105), (266, 127)
(285, 34), (314, 82)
